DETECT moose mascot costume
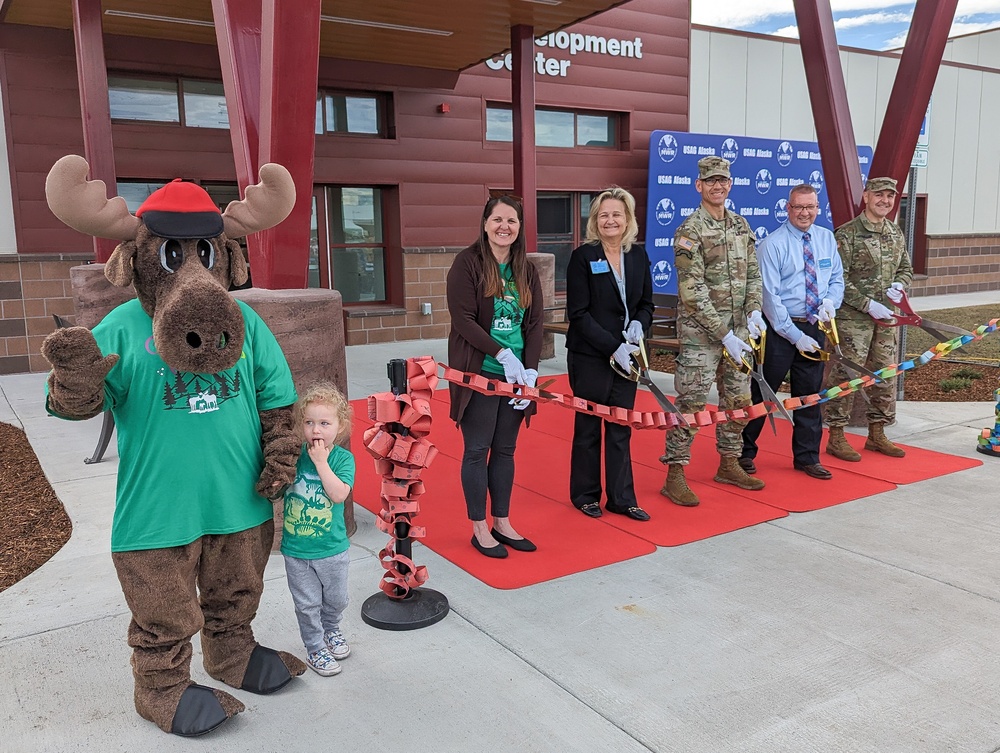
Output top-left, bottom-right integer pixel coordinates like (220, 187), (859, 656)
(41, 155), (306, 736)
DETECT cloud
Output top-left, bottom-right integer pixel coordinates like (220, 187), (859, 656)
(882, 19), (1000, 49)
(834, 12), (911, 29)
(772, 25), (800, 38)
(691, 0), (1000, 28)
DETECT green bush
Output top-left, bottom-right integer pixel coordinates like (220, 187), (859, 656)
(939, 377), (974, 393)
(951, 367), (983, 380)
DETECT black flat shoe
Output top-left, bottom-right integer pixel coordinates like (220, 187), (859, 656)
(738, 457), (757, 474)
(490, 528), (537, 552)
(579, 502), (602, 518)
(471, 535), (508, 558)
(793, 462), (833, 480)
(606, 505), (651, 522)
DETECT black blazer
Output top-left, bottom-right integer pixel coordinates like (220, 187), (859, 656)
(565, 241), (654, 359)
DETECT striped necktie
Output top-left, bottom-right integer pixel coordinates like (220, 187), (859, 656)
(802, 231), (820, 323)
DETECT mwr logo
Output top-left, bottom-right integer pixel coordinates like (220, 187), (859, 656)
(721, 138), (739, 163)
(754, 226), (769, 242)
(655, 198), (676, 226)
(651, 259), (674, 289)
(777, 141), (794, 167)
(825, 202), (832, 225)
(724, 198), (736, 213)
(657, 134), (679, 163)
(774, 198), (788, 223)
(809, 170), (824, 193)
(755, 169), (772, 195)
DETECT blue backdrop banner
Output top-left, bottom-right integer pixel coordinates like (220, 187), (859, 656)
(644, 130), (872, 295)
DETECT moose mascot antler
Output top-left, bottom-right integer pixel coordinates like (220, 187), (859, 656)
(41, 155), (306, 736)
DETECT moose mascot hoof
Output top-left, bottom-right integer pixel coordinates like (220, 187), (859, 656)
(41, 155), (306, 735)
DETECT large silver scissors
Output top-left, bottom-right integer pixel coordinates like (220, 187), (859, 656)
(609, 336), (689, 427)
(801, 317), (879, 404)
(724, 331), (795, 435)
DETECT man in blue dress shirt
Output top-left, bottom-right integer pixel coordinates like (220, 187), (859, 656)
(739, 184), (844, 480)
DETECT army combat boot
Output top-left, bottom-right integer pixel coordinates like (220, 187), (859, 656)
(826, 426), (861, 462)
(865, 423), (906, 458)
(660, 464), (700, 506)
(714, 456), (765, 491)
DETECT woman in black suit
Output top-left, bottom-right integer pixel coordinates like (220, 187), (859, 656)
(565, 187), (655, 521)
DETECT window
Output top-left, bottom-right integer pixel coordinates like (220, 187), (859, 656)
(109, 75), (229, 129)
(315, 91), (390, 137)
(310, 186), (387, 303)
(117, 180), (239, 214)
(486, 104), (618, 148)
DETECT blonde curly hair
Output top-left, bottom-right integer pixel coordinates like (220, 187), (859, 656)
(293, 381), (352, 442)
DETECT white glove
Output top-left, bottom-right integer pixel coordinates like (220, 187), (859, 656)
(495, 347), (528, 385)
(612, 343), (640, 372)
(818, 298), (836, 323)
(866, 300), (894, 320)
(510, 368), (537, 410)
(722, 330), (753, 363)
(623, 320), (644, 345)
(885, 282), (905, 304)
(795, 334), (820, 354)
(747, 310), (766, 338)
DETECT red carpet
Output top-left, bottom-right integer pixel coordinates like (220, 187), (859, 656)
(351, 373), (980, 588)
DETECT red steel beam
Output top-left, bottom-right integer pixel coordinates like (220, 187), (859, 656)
(867, 0), (958, 212)
(71, 0), (117, 262)
(793, 0), (861, 228)
(256, 0), (321, 289)
(511, 24), (537, 253)
(211, 0), (261, 192)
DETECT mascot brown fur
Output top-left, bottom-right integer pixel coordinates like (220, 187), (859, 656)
(41, 155), (306, 736)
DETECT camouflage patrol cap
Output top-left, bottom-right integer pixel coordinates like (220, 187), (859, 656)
(865, 176), (897, 193)
(698, 156), (731, 180)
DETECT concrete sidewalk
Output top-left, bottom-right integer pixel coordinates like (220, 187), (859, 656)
(2, 290), (1000, 752)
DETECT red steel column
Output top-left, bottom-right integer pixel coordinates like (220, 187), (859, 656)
(792, 0), (861, 228)
(211, 0), (261, 192)
(256, 0), (321, 289)
(511, 24), (537, 253)
(867, 0), (958, 210)
(71, 0), (117, 262)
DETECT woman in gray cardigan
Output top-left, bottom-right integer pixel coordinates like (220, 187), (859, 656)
(446, 196), (544, 558)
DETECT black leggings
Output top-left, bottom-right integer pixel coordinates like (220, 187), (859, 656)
(458, 385), (525, 521)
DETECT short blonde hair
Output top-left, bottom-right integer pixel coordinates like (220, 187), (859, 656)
(293, 381), (352, 442)
(585, 186), (639, 252)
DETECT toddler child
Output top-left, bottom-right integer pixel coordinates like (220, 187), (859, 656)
(282, 382), (355, 676)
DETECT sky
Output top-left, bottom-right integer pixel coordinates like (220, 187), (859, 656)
(690, 0), (1000, 50)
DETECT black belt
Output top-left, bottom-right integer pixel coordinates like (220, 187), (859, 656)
(790, 317), (809, 323)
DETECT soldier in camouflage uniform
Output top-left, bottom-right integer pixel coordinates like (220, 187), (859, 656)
(824, 176), (913, 461)
(660, 156), (767, 507)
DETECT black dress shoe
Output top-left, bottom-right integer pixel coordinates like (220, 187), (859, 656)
(471, 535), (508, 558)
(793, 462), (833, 480)
(579, 502), (602, 518)
(606, 505), (651, 521)
(738, 457), (757, 474)
(490, 528), (537, 552)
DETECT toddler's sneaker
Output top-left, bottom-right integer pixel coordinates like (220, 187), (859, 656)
(307, 646), (341, 676)
(324, 629), (351, 660)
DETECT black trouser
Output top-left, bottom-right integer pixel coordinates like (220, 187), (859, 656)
(568, 350), (639, 511)
(741, 319), (826, 466)
(458, 383), (525, 520)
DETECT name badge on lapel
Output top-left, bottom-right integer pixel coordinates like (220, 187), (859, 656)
(590, 259), (610, 274)
(819, 258), (832, 269)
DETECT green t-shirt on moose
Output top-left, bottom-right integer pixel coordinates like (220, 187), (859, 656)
(281, 444), (355, 560)
(47, 299), (297, 552)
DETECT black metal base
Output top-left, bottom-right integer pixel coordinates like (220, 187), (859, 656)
(976, 444), (999, 457)
(360, 587), (449, 631)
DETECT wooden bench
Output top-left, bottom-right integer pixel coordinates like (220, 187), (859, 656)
(543, 293), (680, 352)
